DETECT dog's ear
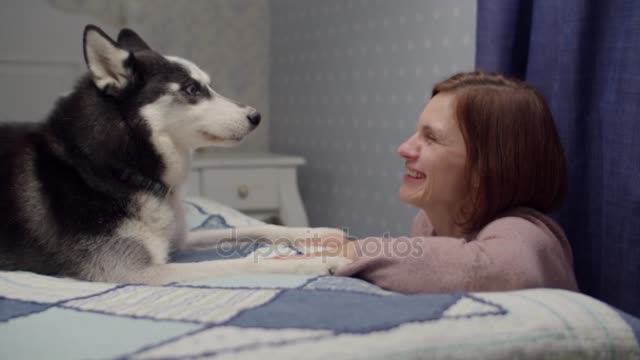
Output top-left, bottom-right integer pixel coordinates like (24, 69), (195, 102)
(117, 28), (151, 52)
(83, 25), (133, 96)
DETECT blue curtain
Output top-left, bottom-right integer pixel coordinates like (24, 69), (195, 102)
(476, 0), (640, 316)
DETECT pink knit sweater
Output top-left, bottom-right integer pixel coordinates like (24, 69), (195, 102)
(335, 207), (579, 294)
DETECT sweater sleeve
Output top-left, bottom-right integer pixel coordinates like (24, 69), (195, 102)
(334, 209), (578, 294)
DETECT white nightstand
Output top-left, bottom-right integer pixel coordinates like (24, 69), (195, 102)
(186, 153), (309, 227)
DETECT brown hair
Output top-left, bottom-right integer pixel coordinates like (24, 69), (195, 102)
(432, 71), (567, 234)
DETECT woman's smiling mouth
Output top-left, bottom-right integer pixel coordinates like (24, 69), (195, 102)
(405, 168), (426, 179)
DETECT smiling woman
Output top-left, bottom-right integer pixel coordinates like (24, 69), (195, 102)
(314, 71), (579, 294)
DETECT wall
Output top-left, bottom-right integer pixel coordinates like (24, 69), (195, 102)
(0, 0), (115, 123)
(270, 0), (477, 236)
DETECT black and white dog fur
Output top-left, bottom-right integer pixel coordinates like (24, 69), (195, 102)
(0, 25), (350, 284)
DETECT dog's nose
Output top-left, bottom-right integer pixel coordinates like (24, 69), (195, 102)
(247, 111), (261, 127)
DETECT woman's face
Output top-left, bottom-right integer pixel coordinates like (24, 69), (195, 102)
(397, 92), (469, 210)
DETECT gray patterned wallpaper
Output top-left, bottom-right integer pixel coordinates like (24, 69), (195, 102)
(270, 0), (477, 237)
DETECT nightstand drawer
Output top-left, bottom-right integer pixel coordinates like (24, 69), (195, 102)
(201, 168), (279, 211)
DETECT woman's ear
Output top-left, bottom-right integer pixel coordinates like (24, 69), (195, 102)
(83, 25), (133, 96)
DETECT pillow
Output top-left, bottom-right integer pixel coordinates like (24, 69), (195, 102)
(183, 196), (264, 231)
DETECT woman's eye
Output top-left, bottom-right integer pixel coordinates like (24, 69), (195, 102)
(423, 133), (436, 142)
(183, 84), (201, 96)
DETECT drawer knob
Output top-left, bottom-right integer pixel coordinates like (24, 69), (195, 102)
(237, 185), (249, 199)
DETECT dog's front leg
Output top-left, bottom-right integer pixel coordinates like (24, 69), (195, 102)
(181, 225), (345, 250)
(120, 256), (352, 285)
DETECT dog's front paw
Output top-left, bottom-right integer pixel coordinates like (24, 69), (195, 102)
(323, 256), (353, 275)
(264, 256), (352, 276)
(311, 227), (345, 236)
(300, 256), (352, 276)
(284, 227), (345, 239)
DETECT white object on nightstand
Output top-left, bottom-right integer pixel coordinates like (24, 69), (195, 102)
(186, 153), (309, 227)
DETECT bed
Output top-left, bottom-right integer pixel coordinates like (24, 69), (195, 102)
(1, 197), (639, 359)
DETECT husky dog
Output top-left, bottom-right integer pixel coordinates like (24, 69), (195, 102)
(0, 25), (349, 284)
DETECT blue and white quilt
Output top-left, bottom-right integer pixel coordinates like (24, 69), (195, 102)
(1, 198), (639, 359)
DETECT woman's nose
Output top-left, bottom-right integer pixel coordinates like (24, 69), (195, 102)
(397, 136), (419, 159)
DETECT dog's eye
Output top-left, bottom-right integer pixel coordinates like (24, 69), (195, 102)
(182, 83), (201, 97)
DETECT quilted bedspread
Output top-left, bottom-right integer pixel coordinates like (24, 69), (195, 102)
(1, 198), (638, 359)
